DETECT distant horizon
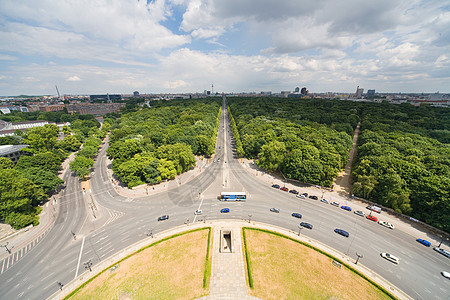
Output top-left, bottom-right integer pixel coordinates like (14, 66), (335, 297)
(0, 1), (449, 95)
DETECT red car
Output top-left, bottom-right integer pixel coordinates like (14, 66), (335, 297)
(366, 215), (378, 222)
(280, 186), (289, 192)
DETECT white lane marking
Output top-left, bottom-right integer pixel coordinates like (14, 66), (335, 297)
(74, 236), (85, 279)
(0, 259), (4, 273)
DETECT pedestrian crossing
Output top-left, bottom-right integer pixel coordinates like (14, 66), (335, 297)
(104, 209), (124, 226)
(0, 231), (47, 275)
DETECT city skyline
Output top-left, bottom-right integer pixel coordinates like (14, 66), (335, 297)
(0, 0), (449, 96)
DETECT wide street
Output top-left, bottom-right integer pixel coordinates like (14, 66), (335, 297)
(0, 97), (449, 300)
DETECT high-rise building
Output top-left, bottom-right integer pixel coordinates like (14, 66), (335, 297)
(367, 89), (375, 96)
(133, 91), (140, 97)
(355, 86), (364, 98)
(301, 87), (308, 95)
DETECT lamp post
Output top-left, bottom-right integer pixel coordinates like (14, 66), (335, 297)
(438, 237), (448, 248)
(84, 260), (92, 272)
(56, 281), (64, 290)
(0, 242), (12, 254)
(298, 225), (303, 236)
(355, 252), (363, 265)
(248, 214), (252, 223)
(71, 230), (76, 240)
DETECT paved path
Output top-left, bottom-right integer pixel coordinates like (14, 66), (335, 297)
(199, 222), (259, 300)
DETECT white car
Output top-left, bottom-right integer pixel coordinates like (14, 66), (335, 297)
(381, 253), (399, 264)
(354, 210), (365, 217)
(194, 209), (203, 215)
(442, 271), (450, 279)
(378, 220), (395, 229)
(331, 201), (340, 207)
(320, 198), (329, 204)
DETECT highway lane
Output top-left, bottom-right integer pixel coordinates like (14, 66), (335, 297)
(0, 97), (448, 299)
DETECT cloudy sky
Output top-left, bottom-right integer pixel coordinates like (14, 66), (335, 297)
(0, 0), (449, 95)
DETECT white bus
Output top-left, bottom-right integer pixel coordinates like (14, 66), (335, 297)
(220, 192), (247, 201)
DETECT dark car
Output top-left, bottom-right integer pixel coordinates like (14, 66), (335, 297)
(341, 205), (352, 211)
(334, 228), (349, 237)
(300, 222), (313, 229)
(272, 184), (280, 189)
(309, 195), (318, 200)
(416, 238), (431, 247)
(291, 212), (302, 219)
(270, 207), (280, 213)
(220, 208), (230, 213)
(289, 189), (299, 195)
(280, 186), (289, 192)
(158, 215), (169, 221)
(302, 193), (308, 197)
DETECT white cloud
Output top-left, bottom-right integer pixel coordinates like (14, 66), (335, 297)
(66, 76), (81, 82)
(164, 80), (188, 89)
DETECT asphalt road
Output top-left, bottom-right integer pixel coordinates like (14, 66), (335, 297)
(0, 96), (448, 300)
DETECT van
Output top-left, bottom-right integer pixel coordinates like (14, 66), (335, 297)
(367, 205), (381, 213)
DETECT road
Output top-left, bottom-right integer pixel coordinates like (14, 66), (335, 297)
(0, 96), (448, 300)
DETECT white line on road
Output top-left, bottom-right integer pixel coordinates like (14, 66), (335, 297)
(193, 196), (206, 223)
(0, 260), (4, 273)
(74, 236), (85, 279)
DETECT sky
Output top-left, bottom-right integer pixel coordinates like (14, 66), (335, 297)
(0, 0), (449, 96)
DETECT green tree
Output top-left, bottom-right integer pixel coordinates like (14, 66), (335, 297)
(20, 168), (64, 195)
(57, 135), (81, 152)
(157, 143), (195, 173)
(70, 155), (94, 179)
(23, 124), (59, 154)
(0, 157), (14, 169)
(157, 159), (177, 180)
(0, 168), (45, 229)
(77, 146), (98, 159)
(15, 152), (62, 173)
(257, 141), (286, 171)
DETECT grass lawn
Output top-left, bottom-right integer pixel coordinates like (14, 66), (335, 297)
(244, 229), (394, 300)
(68, 228), (210, 300)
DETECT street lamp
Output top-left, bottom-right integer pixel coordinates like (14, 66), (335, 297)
(438, 236), (448, 248)
(147, 229), (153, 238)
(355, 252), (363, 265)
(56, 281), (64, 290)
(84, 260), (93, 272)
(0, 242), (12, 254)
(203, 215), (206, 223)
(298, 225), (303, 236)
(248, 214), (252, 223)
(71, 231), (76, 240)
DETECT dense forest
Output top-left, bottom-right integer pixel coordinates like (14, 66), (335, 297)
(106, 98), (221, 188)
(228, 97), (449, 232)
(0, 111), (107, 229)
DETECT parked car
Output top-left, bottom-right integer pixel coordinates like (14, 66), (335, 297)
(271, 184), (280, 189)
(158, 215), (169, 221)
(300, 222), (313, 229)
(301, 193), (308, 197)
(291, 212), (302, 219)
(309, 195), (318, 200)
(289, 189), (299, 195)
(194, 209), (203, 215)
(434, 247), (450, 258)
(334, 228), (349, 237)
(354, 210), (365, 217)
(296, 194), (305, 199)
(366, 215), (378, 222)
(341, 205), (352, 211)
(320, 198), (329, 204)
(367, 205), (382, 213)
(331, 201), (340, 207)
(381, 252), (400, 264)
(378, 220), (395, 229)
(442, 271), (450, 279)
(270, 207), (280, 213)
(220, 208), (230, 213)
(416, 238), (431, 247)
(280, 186), (289, 192)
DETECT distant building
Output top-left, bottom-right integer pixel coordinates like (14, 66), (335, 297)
(301, 87), (308, 95)
(65, 103), (125, 115)
(133, 91), (140, 97)
(89, 94), (122, 102)
(0, 145), (29, 163)
(355, 86), (364, 98)
(39, 104), (66, 112)
(367, 89), (375, 96)
(294, 87), (300, 93)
